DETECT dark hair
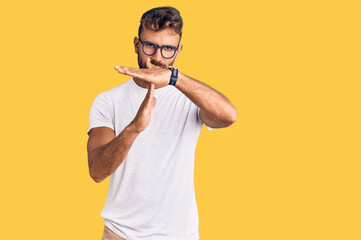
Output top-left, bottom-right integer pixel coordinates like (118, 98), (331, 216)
(138, 6), (183, 44)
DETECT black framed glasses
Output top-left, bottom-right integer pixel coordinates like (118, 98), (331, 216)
(139, 37), (179, 59)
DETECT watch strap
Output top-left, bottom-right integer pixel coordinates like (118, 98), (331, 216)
(168, 66), (178, 86)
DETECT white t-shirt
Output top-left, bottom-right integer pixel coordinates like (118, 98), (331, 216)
(87, 78), (213, 240)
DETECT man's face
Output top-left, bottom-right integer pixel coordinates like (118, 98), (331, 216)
(134, 27), (183, 69)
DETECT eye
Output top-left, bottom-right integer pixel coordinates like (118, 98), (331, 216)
(164, 46), (173, 51)
(145, 43), (155, 48)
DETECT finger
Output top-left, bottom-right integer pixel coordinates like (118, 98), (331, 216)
(143, 81), (153, 99)
(145, 58), (152, 69)
(114, 66), (126, 73)
(152, 96), (156, 108)
(115, 66), (141, 78)
(114, 66), (129, 75)
(142, 83), (155, 108)
(148, 82), (155, 99)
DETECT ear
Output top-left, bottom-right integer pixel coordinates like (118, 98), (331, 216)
(134, 36), (139, 54)
(174, 44), (183, 61)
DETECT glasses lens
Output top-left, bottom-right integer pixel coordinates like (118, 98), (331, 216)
(143, 43), (157, 55)
(162, 47), (176, 59)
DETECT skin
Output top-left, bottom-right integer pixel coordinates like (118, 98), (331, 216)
(87, 82), (155, 183)
(117, 27), (238, 128)
(87, 27), (238, 183)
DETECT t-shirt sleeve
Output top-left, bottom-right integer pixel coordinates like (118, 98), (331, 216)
(87, 92), (115, 135)
(197, 106), (214, 131)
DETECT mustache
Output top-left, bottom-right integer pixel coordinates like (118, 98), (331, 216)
(150, 59), (167, 68)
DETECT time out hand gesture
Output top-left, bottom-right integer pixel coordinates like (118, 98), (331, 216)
(114, 58), (171, 88)
(130, 82), (156, 133)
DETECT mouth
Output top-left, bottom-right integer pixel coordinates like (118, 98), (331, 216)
(154, 65), (166, 69)
(150, 60), (167, 69)
(149, 65), (167, 70)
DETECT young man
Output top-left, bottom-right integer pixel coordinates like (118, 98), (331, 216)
(87, 6), (237, 240)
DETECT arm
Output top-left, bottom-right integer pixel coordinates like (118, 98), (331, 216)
(175, 72), (238, 128)
(87, 125), (140, 183)
(87, 82), (156, 183)
(114, 61), (237, 129)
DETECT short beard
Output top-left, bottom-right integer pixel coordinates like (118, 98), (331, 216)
(137, 53), (175, 69)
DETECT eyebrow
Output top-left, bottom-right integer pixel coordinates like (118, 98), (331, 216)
(141, 38), (178, 48)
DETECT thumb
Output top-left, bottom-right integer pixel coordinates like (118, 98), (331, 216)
(145, 58), (152, 69)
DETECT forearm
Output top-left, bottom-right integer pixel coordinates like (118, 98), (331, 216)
(90, 124), (140, 182)
(175, 72), (237, 123)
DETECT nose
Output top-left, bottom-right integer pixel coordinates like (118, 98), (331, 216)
(152, 47), (163, 62)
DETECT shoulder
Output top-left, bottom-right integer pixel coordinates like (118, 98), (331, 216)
(101, 79), (133, 100)
(106, 79), (132, 94)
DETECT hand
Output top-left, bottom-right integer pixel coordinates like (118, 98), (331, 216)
(130, 82), (156, 133)
(114, 58), (171, 88)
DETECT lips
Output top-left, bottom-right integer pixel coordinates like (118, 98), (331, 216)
(150, 61), (166, 68)
(151, 64), (167, 69)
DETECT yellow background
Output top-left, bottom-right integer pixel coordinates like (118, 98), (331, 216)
(1, 0), (360, 239)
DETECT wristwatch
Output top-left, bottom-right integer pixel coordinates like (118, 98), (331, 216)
(167, 66), (179, 86)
